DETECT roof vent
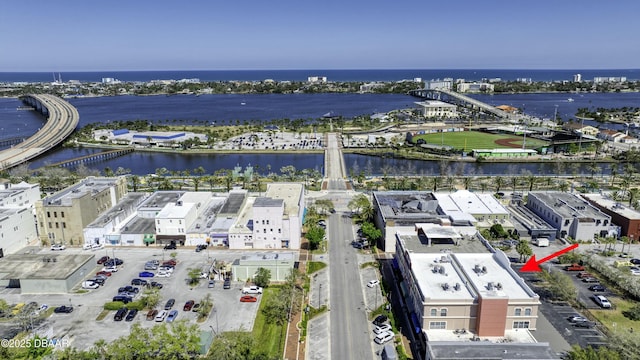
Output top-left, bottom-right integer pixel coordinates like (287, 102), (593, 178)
(442, 283), (450, 291)
(487, 282), (494, 290)
(482, 266), (487, 274)
(474, 264), (481, 273)
(496, 282), (503, 290)
(438, 266), (446, 275)
(454, 283), (461, 291)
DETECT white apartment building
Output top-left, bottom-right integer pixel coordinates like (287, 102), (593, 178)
(0, 182), (41, 256)
(456, 82), (494, 93)
(155, 192), (213, 245)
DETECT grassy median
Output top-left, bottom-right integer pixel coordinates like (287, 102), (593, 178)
(252, 287), (286, 358)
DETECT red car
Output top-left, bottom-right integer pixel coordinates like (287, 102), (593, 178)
(163, 260), (177, 266)
(183, 300), (195, 311)
(240, 296), (257, 303)
(97, 256), (110, 265)
(96, 271), (112, 277)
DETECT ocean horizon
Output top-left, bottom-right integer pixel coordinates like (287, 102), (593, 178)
(1, 69), (639, 83)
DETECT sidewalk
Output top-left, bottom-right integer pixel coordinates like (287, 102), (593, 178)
(307, 266), (330, 360)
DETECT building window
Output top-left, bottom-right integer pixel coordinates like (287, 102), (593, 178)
(515, 308), (522, 316)
(48, 222), (52, 228)
(264, 229), (267, 233)
(47, 212), (50, 218)
(430, 309), (437, 317)
(513, 321), (530, 329)
(262, 220), (265, 225)
(61, 212), (64, 218)
(440, 308), (447, 317)
(55, 222), (59, 229)
(62, 222), (66, 229)
(278, 229), (281, 234)
(54, 212), (57, 218)
(429, 321), (446, 330)
(524, 308), (532, 316)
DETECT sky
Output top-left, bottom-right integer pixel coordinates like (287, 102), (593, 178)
(1, 0), (640, 71)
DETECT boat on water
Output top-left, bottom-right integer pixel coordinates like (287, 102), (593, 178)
(567, 98), (574, 102)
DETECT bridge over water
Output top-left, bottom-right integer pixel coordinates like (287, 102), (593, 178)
(0, 94), (79, 171)
(46, 148), (134, 168)
(408, 88), (512, 119)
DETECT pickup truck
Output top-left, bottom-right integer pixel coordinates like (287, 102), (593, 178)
(565, 263), (585, 271)
(241, 286), (263, 294)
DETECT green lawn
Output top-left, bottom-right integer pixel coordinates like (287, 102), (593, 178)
(590, 297), (638, 333)
(252, 287), (286, 358)
(307, 261), (327, 274)
(412, 131), (547, 150)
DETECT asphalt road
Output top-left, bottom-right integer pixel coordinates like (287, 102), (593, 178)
(329, 212), (373, 360)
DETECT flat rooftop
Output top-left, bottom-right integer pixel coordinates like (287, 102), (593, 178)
(529, 192), (608, 220)
(121, 216), (156, 234)
(582, 193), (640, 220)
(265, 183), (303, 217)
(87, 192), (148, 228)
(454, 253), (536, 300)
(43, 177), (121, 206)
(157, 201), (195, 219)
(138, 191), (185, 209)
(374, 191), (446, 225)
(425, 328), (536, 343)
(219, 190), (246, 215)
(409, 253), (475, 301)
(239, 252), (297, 262)
(231, 197), (255, 233)
(426, 340), (559, 359)
(434, 191), (509, 216)
(0, 207), (26, 221)
(188, 197), (226, 233)
(0, 254), (94, 280)
(507, 203), (555, 232)
(396, 232), (488, 254)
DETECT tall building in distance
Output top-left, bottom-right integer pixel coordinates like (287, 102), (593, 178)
(573, 73), (582, 82)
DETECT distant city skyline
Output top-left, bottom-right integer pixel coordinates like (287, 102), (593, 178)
(1, 0), (640, 71)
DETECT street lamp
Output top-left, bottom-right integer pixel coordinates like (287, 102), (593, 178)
(212, 307), (219, 334)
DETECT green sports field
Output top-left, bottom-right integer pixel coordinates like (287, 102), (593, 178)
(412, 131), (547, 150)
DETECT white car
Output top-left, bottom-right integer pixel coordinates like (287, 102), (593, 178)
(629, 267), (640, 276)
(91, 243), (104, 250)
(154, 310), (168, 322)
(158, 266), (174, 273)
(367, 280), (380, 288)
(82, 281), (99, 289)
(51, 244), (66, 251)
(373, 323), (392, 335)
(157, 271), (171, 278)
(82, 243), (93, 250)
(373, 330), (394, 344)
(102, 266), (118, 273)
(593, 295), (612, 308)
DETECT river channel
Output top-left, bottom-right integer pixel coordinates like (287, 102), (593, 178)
(2, 92), (640, 176)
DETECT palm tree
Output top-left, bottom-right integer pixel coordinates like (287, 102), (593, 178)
(526, 175), (536, 192)
(495, 176), (504, 193)
(629, 188), (640, 207)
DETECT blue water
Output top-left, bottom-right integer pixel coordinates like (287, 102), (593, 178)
(1, 69), (639, 83)
(2, 91), (640, 175)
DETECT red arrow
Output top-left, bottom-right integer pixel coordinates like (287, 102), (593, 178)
(520, 243), (579, 272)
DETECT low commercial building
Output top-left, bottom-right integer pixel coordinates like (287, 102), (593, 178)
(526, 192), (615, 241)
(415, 100), (458, 119)
(433, 190), (511, 225)
(231, 252), (297, 282)
(0, 254), (95, 294)
(395, 235), (540, 356)
(36, 177), (128, 246)
(582, 193), (640, 240)
(229, 183), (304, 250)
(83, 192), (149, 246)
(155, 192), (214, 245)
(471, 148), (537, 158)
(425, 342), (559, 360)
(92, 129), (207, 147)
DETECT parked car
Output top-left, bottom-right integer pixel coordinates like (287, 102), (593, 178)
(118, 286), (139, 294)
(82, 281), (99, 289)
(162, 260), (177, 266)
(240, 296), (258, 303)
(565, 263), (585, 271)
(139, 271), (155, 278)
(374, 330), (394, 344)
(146, 309), (158, 321)
(131, 278), (148, 286)
(574, 321), (596, 328)
(50, 243), (66, 251)
(82, 243), (93, 250)
(593, 295), (612, 308)
(630, 267), (640, 276)
(630, 258), (640, 265)
(144, 263), (158, 270)
(97, 256), (110, 265)
(96, 271), (112, 277)
(91, 243), (104, 250)
(183, 300), (195, 311)
(373, 314), (388, 327)
(582, 277), (599, 283)
(125, 309), (138, 322)
(367, 280), (380, 288)
(577, 272), (593, 279)
(114, 308), (128, 321)
(87, 277), (106, 286)
(166, 310), (178, 322)
(241, 286), (263, 294)
(373, 323), (392, 335)
(208, 280), (215, 288)
(102, 266), (118, 273)
(149, 281), (163, 289)
(157, 271), (171, 278)
(164, 299), (175, 310)
(164, 243), (177, 250)
(567, 315), (588, 323)
(158, 266), (174, 273)
(223, 278), (231, 289)
(195, 244), (207, 252)
(54, 305), (73, 313)
(112, 295), (133, 304)
(589, 284), (606, 292)
(104, 258), (124, 266)
(154, 310), (168, 322)
(192, 303), (201, 312)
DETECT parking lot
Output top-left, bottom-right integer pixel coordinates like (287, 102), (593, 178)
(1, 247), (263, 350)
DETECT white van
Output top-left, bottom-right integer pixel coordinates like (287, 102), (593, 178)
(532, 238), (550, 247)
